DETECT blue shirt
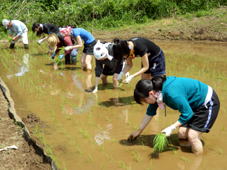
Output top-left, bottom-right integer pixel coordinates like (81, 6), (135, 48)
(146, 76), (208, 124)
(71, 28), (95, 44)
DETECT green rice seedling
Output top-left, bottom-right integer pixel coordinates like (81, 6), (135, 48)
(153, 133), (169, 152)
(131, 151), (142, 162)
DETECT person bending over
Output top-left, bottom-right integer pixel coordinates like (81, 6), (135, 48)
(129, 76), (220, 155)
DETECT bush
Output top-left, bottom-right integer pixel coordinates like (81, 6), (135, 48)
(0, 0), (225, 32)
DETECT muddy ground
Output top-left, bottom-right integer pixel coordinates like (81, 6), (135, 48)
(0, 88), (51, 170)
(0, 6), (226, 170)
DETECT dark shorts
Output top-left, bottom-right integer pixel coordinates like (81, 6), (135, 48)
(182, 90), (220, 133)
(83, 40), (97, 55)
(144, 50), (166, 76)
(103, 59), (123, 76)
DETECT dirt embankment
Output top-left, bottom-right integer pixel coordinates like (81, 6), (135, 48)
(0, 85), (52, 170)
(94, 7), (227, 42)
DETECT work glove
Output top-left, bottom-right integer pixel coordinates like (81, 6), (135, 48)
(64, 46), (73, 51)
(161, 124), (176, 137)
(123, 75), (134, 84)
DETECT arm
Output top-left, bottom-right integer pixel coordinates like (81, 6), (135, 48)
(13, 25), (23, 41)
(131, 53), (149, 78)
(122, 57), (133, 74)
(161, 120), (182, 136)
(162, 97), (192, 136)
(128, 114), (152, 142)
(65, 36), (83, 50)
(123, 54), (149, 83)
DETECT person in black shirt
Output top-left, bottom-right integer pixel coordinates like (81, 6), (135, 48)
(32, 23), (61, 44)
(113, 37), (166, 83)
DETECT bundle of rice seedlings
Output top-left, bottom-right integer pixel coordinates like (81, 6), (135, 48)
(153, 133), (169, 152)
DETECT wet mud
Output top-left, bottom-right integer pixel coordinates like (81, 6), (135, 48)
(0, 40), (227, 170)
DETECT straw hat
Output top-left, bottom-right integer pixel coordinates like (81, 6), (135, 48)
(47, 33), (59, 52)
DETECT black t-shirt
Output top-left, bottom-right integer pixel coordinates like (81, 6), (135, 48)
(43, 23), (59, 34)
(130, 37), (161, 58)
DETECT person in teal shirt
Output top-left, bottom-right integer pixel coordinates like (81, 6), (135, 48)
(128, 76), (220, 155)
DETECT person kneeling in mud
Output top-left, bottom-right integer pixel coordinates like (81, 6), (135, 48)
(128, 76), (220, 155)
(85, 40), (124, 93)
(47, 33), (78, 70)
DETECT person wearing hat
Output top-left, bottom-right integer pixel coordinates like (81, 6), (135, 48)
(2, 19), (29, 49)
(32, 23), (61, 44)
(128, 76), (220, 155)
(64, 27), (96, 72)
(47, 33), (78, 69)
(85, 40), (124, 93)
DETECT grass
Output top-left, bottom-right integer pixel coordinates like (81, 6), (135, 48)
(153, 133), (169, 152)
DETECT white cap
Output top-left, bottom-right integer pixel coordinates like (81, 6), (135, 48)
(93, 40), (113, 61)
(2, 19), (10, 28)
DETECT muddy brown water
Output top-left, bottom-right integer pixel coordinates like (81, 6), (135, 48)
(0, 41), (227, 170)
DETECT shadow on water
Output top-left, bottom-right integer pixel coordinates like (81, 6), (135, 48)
(119, 134), (180, 159)
(44, 63), (80, 70)
(99, 96), (135, 107)
(31, 52), (48, 56)
(58, 66), (80, 71)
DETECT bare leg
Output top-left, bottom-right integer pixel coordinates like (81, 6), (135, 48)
(100, 74), (107, 85)
(112, 74), (119, 88)
(178, 127), (191, 147)
(85, 54), (93, 71)
(188, 129), (203, 155)
(81, 53), (87, 71)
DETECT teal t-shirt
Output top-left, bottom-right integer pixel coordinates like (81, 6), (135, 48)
(146, 76), (208, 124)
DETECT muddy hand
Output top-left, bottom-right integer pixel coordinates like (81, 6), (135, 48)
(127, 130), (140, 142)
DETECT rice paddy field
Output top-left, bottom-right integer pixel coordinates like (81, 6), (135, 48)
(0, 39), (227, 170)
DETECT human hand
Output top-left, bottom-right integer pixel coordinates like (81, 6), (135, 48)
(123, 75), (134, 84)
(161, 124), (176, 137)
(127, 130), (141, 142)
(64, 46), (73, 51)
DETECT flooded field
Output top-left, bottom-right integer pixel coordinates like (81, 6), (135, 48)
(0, 40), (227, 170)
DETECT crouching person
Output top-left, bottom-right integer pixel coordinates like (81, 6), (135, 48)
(47, 33), (78, 69)
(2, 19), (29, 49)
(85, 40), (123, 93)
(129, 76), (220, 155)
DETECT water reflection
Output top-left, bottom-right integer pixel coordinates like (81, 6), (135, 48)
(7, 53), (29, 78)
(94, 124), (112, 145)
